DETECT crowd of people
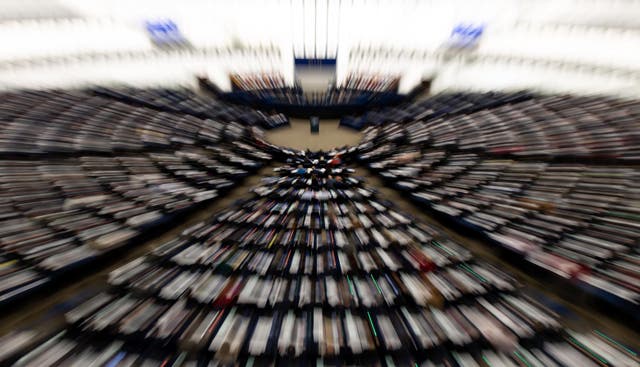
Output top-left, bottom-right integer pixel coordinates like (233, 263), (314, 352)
(3, 152), (636, 366)
(0, 89), (274, 307)
(0, 85), (638, 365)
(226, 73), (402, 109)
(356, 94), (640, 317)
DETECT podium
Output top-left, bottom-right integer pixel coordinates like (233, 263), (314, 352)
(310, 116), (320, 134)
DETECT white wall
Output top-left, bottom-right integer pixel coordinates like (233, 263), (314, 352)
(432, 57), (640, 97)
(0, 49), (287, 91)
(343, 22), (640, 96)
(1, 0), (639, 96)
(0, 18), (152, 62)
(477, 24), (640, 70)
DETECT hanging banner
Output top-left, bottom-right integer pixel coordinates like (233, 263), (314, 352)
(145, 19), (189, 48)
(447, 23), (485, 49)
